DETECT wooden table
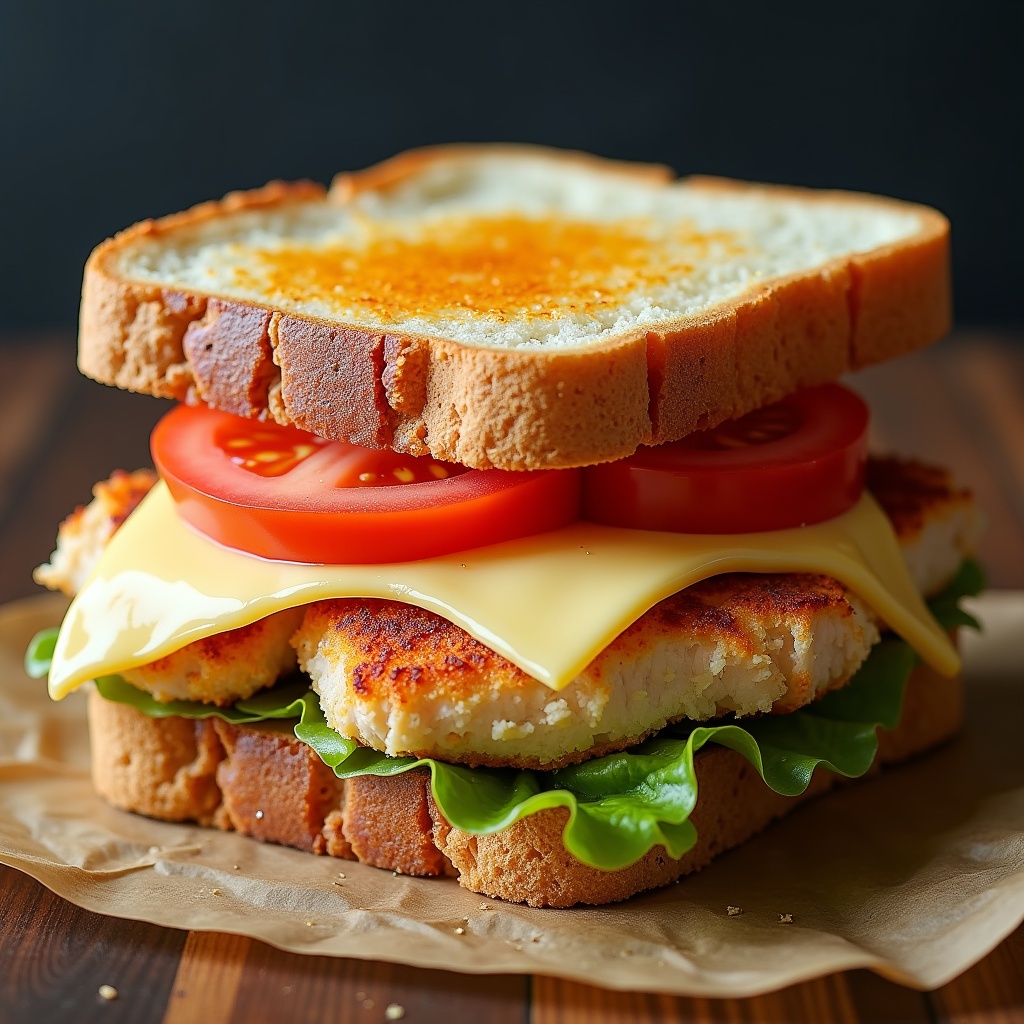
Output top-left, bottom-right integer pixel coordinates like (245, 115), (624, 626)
(1, 333), (1022, 1023)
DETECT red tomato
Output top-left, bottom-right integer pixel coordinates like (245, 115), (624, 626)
(151, 405), (581, 564)
(582, 384), (869, 533)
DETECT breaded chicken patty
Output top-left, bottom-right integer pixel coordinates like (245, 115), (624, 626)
(39, 459), (979, 746)
(120, 608), (303, 706)
(34, 470), (156, 596)
(867, 457), (980, 596)
(294, 577), (879, 769)
(295, 458), (980, 769)
(36, 470), (301, 706)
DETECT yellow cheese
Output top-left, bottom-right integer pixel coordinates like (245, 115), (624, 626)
(48, 482), (959, 700)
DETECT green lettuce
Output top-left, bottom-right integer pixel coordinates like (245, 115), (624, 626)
(293, 636), (914, 869)
(27, 560), (983, 871)
(24, 627), (58, 679)
(92, 674), (314, 722)
(926, 557), (984, 631)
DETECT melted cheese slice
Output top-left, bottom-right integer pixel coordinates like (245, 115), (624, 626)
(48, 482), (959, 700)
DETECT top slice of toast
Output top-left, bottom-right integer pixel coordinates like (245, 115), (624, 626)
(80, 145), (950, 469)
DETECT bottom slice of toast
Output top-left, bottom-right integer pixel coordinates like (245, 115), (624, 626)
(87, 658), (962, 907)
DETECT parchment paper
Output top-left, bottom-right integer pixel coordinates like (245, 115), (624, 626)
(1, 592), (1022, 997)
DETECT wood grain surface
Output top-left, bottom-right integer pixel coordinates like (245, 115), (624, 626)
(1, 333), (1022, 1023)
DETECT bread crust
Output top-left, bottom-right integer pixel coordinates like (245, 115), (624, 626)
(329, 143), (676, 200)
(86, 657), (961, 906)
(78, 148), (951, 470)
(88, 695), (224, 825)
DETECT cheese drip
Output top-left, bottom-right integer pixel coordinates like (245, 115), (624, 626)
(48, 482), (959, 700)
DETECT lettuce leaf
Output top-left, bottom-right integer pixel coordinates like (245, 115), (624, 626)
(926, 557), (985, 630)
(93, 674), (313, 723)
(24, 627), (58, 679)
(293, 635), (914, 869)
(29, 558), (985, 871)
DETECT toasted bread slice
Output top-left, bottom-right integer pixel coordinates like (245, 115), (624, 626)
(87, 654), (963, 907)
(80, 145), (950, 469)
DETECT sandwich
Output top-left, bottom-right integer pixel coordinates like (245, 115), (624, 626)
(27, 146), (983, 907)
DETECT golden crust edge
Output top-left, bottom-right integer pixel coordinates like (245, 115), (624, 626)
(77, 147), (950, 470)
(329, 142), (676, 198)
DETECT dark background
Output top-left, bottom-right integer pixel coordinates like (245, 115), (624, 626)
(1, 0), (1021, 335)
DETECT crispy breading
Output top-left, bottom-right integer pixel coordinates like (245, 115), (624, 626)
(34, 470), (156, 596)
(295, 461), (979, 769)
(293, 573), (878, 769)
(868, 457), (981, 595)
(867, 457), (972, 537)
(36, 469), (300, 706)
(120, 609), (303, 706)
(39, 458), (979, 739)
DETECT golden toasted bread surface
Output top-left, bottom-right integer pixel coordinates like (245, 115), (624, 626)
(79, 146), (950, 469)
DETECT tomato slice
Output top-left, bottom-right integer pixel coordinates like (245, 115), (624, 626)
(151, 405), (581, 564)
(582, 384), (869, 533)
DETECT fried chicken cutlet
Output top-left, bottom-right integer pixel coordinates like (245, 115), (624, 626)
(36, 458), (979, 766)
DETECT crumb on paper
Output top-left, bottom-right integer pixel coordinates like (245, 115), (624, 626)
(98, 985), (118, 1001)
(478, 903), (491, 910)
(305, 920), (315, 927)
(454, 927), (465, 935)
(211, 888), (221, 896)
(255, 810), (264, 820)
(726, 905), (744, 917)
(385, 1006), (406, 1021)
(530, 935), (540, 943)
(233, 864), (239, 870)
(778, 912), (794, 924)
(337, 872), (346, 879)
(332, 881), (345, 888)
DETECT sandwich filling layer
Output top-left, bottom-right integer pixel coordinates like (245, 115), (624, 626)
(43, 467), (962, 704)
(294, 581), (879, 770)
(38, 459), (978, 771)
(34, 569), (976, 877)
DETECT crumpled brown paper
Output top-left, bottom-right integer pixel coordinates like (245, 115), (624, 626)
(1, 593), (1022, 997)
